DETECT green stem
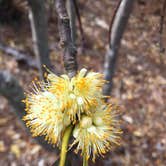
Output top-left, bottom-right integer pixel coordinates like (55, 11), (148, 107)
(83, 152), (88, 166)
(59, 125), (73, 166)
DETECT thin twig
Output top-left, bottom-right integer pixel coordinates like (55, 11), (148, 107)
(103, 0), (134, 96)
(67, 0), (77, 44)
(73, 0), (85, 48)
(159, 0), (166, 53)
(108, 0), (122, 44)
(0, 43), (37, 68)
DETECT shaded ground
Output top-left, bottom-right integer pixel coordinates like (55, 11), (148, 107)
(0, 0), (166, 165)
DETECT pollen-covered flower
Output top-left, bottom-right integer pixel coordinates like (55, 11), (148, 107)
(71, 104), (121, 161)
(46, 68), (105, 120)
(23, 91), (71, 145)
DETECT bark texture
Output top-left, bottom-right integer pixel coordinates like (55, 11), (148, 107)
(55, 0), (78, 78)
(67, 0), (77, 45)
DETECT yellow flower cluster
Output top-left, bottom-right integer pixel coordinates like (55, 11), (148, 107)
(46, 68), (104, 121)
(72, 105), (121, 161)
(23, 68), (121, 161)
(23, 91), (70, 145)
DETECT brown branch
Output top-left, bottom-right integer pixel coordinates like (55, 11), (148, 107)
(73, 0), (85, 48)
(159, 0), (166, 53)
(55, 0), (78, 78)
(0, 71), (26, 119)
(0, 43), (37, 68)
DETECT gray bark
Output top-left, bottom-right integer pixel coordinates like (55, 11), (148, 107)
(0, 71), (25, 119)
(55, 0), (78, 78)
(103, 0), (134, 96)
(28, 0), (52, 79)
(66, 0), (77, 45)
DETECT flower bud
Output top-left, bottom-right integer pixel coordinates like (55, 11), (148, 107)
(80, 115), (92, 129)
(87, 125), (96, 133)
(93, 117), (104, 126)
(79, 68), (87, 77)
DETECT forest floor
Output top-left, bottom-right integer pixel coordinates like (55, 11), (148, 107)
(0, 0), (166, 166)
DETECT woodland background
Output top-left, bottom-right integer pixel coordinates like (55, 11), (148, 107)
(0, 0), (166, 165)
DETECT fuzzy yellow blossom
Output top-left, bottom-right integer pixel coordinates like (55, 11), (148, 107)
(23, 91), (70, 145)
(71, 104), (121, 161)
(46, 68), (105, 120)
(23, 68), (121, 165)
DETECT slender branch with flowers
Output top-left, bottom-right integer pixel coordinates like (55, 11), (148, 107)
(23, 0), (121, 166)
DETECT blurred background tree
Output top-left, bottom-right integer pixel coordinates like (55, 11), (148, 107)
(0, 0), (166, 165)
